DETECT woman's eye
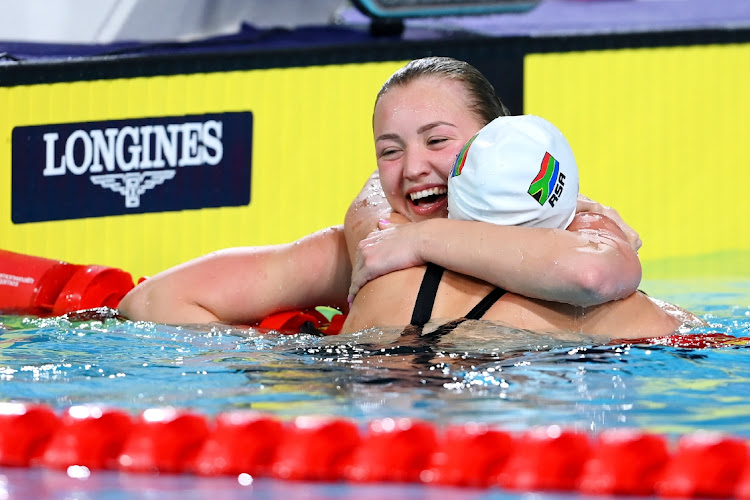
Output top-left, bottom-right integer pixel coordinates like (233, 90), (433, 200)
(428, 137), (447, 146)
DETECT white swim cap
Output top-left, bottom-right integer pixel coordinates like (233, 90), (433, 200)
(448, 115), (579, 229)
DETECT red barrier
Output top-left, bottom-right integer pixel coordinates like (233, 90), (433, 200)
(0, 250), (134, 316)
(655, 432), (748, 498)
(345, 418), (437, 483)
(271, 416), (361, 481)
(257, 308), (345, 335)
(735, 460), (750, 499)
(39, 406), (133, 470)
(117, 408), (210, 473)
(0, 250), (78, 315)
(51, 265), (135, 315)
(0, 403), (749, 498)
(190, 411), (283, 476)
(0, 403), (61, 466)
(578, 429), (670, 496)
(425, 423), (514, 487)
(258, 310), (325, 332)
(614, 333), (750, 348)
(496, 425), (593, 491)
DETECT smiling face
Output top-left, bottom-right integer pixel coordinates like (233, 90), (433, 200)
(373, 76), (486, 222)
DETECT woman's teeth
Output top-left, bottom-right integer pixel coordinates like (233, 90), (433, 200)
(409, 187), (447, 203)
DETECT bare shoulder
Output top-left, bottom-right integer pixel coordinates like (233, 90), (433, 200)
(342, 266), (424, 332)
(646, 295), (707, 328)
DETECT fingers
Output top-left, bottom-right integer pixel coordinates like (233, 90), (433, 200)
(602, 206), (642, 252)
(576, 195), (642, 252)
(348, 228), (389, 303)
(630, 233), (643, 252)
(347, 261), (369, 306)
(347, 278), (363, 306)
(347, 242), (371, 305)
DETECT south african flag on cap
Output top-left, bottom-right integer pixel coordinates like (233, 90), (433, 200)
(527, 152), (560, 205)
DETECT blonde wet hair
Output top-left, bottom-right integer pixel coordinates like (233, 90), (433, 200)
(375, 56), (511, 127)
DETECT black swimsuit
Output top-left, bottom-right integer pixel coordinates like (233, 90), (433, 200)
(405, 262), (507, 336)
(299, 263), (510, 378)
(300, 263), (506, 341)
(366, 263), (508, 369)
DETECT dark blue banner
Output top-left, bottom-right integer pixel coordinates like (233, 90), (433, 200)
(12, 112), (252, 223)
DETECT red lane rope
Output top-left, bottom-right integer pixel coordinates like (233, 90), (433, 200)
(1, 402), (750, 497)
(613, 332), (750, 349)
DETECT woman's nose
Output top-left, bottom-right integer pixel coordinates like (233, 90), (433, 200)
(402, 148), (431, 180)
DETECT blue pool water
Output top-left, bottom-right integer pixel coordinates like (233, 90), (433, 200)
(1, 277), (749, 498)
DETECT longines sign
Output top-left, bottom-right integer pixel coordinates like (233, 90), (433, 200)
(11, 112), (252, 223)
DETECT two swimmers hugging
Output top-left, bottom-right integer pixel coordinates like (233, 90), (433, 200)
(447, 114), (578, 231)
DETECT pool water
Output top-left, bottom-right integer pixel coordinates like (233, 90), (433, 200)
(1, 277), (749, 498)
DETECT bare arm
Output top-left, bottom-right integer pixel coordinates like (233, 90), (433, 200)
(349, 213), (641, 308)
(118, 226), (352, 325)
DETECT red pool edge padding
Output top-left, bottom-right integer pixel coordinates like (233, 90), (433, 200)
(1, 403), (750, 497)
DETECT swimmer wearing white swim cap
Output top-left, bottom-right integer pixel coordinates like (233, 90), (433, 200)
(448, 115), (579, 230)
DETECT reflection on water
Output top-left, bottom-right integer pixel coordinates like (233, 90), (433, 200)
(1, 278), (749, 438)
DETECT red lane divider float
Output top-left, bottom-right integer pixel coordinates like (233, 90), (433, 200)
(656, 432), (749, 498)
(426, 423), (514, 487)
(614, 333), (750, 349)
(497, 426), (593, 492)
(190, 411), (284, 476)
(258, 308), (345, 335)
(346, 417), (437, 483)
(117, 408), (210, 474)
(2, 402), (750, 498)
(0, 403), (60, 467)
(272, 416), (361, 481)
(39, 406), (133, 470)
(0, 250), (135, 316)
(578, 428), (670, 496)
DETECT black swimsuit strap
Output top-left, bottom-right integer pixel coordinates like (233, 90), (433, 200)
(411, 263), (508, 326)
(465, 286), (507, 320)
(417, 287), (507, 341)
(393, 266), (508, 369)
(410, 263), (445, 327)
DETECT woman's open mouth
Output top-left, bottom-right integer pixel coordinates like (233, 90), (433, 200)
(407, 186), (449, 217)
(409, 187), (447, 207)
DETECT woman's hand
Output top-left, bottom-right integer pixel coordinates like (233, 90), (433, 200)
(577, 194), (642, 252)
(348, 219), (423, 305)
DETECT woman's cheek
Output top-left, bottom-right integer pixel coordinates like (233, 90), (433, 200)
(376, 174), (404, 211)
(377, 163), (403, 194)
(440, 150), (462, 178)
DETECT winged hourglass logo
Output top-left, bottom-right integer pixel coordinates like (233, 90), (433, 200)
(90, 171), (177, 208)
